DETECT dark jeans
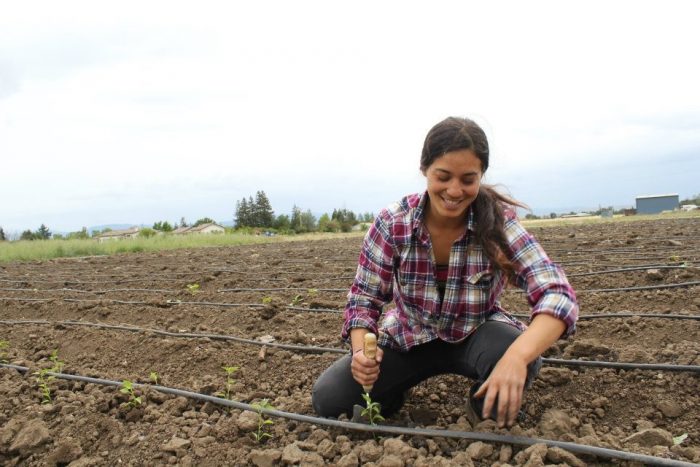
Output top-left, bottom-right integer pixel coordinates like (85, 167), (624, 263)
(312, 321), (542, 418)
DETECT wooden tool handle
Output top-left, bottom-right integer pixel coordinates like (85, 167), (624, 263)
(362, 333), (377, 392)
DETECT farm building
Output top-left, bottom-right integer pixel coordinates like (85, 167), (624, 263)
(173, 223), (225, 235)
(635, 194), (679, 214)
(94, 227), (140, 242)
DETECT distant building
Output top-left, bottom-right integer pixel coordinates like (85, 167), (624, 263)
(681, 204), (699, 211)
(173, 223), (225, 235)
(94, 227), (140, 242)
(635, 194), (679, 214)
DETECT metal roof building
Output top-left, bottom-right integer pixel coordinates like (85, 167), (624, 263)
(635, 194), (679, 214)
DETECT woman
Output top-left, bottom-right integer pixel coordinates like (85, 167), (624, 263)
(312, 117), (578, 428)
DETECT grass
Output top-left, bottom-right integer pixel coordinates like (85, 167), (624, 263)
(0, 231), (364, 263)
(521, 209), (700, 228)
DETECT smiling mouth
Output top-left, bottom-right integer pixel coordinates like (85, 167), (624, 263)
(441, 196), (464, 209)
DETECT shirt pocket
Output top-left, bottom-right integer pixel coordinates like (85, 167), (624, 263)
(465, 269), (494, 288)
(462, 269), (494, 308)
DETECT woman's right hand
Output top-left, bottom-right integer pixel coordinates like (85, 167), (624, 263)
(350, 346), (384, 387)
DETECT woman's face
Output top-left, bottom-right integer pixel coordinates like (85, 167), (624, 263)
(423, 149), (483, 225)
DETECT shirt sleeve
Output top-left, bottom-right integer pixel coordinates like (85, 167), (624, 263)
(341, 212), (396, 341)
(505, 212), (579, 337)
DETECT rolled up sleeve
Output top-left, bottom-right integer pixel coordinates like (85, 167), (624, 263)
(342, 213), (396, 341)
(505, 214), (579, 337)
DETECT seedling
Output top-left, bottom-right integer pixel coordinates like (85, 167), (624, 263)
(186, 283), (200, 295)
(34, 350), (64, 404)
(673, 433), (688, 445)
(251, 398), (275, 443)
(120, 380), (142, 408)
(361, 392), (385, 425)
(149, 371), (159, 385)
(289, 294), (303, 306)
(262, 296), (273, 305)
(0, 339), (9, 363)
(307, 288), (319, 297)
(214, 365), (239, 400)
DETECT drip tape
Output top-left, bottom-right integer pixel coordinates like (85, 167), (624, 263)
(0, 363), (695, 466)
(1, 319), (698, 373)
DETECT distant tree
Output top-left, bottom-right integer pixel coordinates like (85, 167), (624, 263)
(0, 227), (5, 241)
(36, 224), (51, 240)
(193, 217), (215, 227)
(254, 191), (275, 227)
(361, 212), (374, 222)
(318, 213), (333, 232)
(179, 217), (189, 228)
(274, 214), (290, 231)
(298, 209), (317, 233)
(53, 233), (64, 240)
(67, 227), (90, 240)
(235, 198), (252, 228)
(92, 227), (112, 238)
(290, 205), (302, 232)
(20, 230), (35, 241)
(525, 213), (540, 220)
(549, 213), (557, 219)
(153, 221), (174, 232)
(331, 208), (357, 232)
(138, 228), (156, 238)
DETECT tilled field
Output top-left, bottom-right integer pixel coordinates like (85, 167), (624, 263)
(1, 217), (699, 466)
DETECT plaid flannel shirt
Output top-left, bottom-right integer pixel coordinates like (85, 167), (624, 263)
(342, 192), (578, 351)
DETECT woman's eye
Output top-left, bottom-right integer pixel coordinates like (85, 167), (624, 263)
(437, 177), (450, 182)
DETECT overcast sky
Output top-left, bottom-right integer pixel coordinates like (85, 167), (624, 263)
(1, 1), (699, 234)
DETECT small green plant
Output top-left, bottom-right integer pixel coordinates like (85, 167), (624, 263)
(186, 283), (200, 295)
(120, 380), (142, 408)
(307, 288), (319, 297)
(149, 371), (159, 385)
(0, 339), (9, 363)
(262, 296), (273, 305)
(34, 350), (64, 404)
(214, 365), (239, 400)
(251, 398), (275, 443)
(289, 294), (303, 306)
(673, 433), (688, 445)
(361, 392), (385, 425)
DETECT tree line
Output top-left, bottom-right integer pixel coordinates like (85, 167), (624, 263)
(0, 190), (375, 241)
(234, 191), (373, 233)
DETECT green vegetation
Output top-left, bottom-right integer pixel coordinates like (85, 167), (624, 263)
(214, 365), (239, 401)
(35, 350), (64, 404)
(149, 371), (159, 385)
(0, 339), (9, 363)
(186, 283), (200, 295)
(120, 380), (142, 408)
(289, 294), (303, 306)
(261, 296), (273, 305)
(361, 392), (385, 425)
(250, 398), (275, 443)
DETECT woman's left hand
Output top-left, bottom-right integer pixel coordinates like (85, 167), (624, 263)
(473, 351), (528, 428)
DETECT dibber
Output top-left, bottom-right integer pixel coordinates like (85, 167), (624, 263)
(362, 332), (377, 393)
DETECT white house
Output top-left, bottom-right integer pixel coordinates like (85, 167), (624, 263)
(173, 223), (225, 235)
(94, 227), (140, 242)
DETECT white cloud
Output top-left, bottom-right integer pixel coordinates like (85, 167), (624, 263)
(1, 0), (699, 232)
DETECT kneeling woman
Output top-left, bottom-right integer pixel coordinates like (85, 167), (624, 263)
(312, 116), (579, 428)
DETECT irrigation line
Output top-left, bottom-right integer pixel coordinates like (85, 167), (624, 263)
(0, 364), (695, 466)
(218, 287), (347, 293)
(568, 265), (697, 277)
(511, 313), (700, 321)
(507, 281), (700, 294)
(1, 319), (698, 373)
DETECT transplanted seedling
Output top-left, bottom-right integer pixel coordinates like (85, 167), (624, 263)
(251, 398), (275, 443)
(186, 283), (200, 295)
(120, 380), (142, 408)
(361, 392), (385, 425)
(149, 371), (159, 385)
(289, 294), (303, 306)
(0, 339), (9, 363)
(35, 349), (65, 404)
(261, 296), (273, 305)
(215, 365), (239, 400)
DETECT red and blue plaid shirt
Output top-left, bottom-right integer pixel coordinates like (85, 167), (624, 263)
(342, 192), (579, 351)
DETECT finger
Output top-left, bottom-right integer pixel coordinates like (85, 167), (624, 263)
(507, 385), (523, 427)
(497, 388), (509, 427)
(482, 386), (497, 420)
(375, 347), (384, 363)
(473, 380), (488, 398)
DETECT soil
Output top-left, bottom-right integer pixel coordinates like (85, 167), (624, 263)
(0, 217), (699, 466)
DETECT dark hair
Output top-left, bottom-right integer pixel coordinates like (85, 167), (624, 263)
(421, 117), (526, 275)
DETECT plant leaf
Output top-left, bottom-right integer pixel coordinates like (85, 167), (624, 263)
(673, 433), (688, 445)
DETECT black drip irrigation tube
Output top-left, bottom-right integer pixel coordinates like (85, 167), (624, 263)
(0, 364), (695, 467)
(1, 319), (699, 373)
(508, 281), (700, 294)
(568, 264), (698, 277)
